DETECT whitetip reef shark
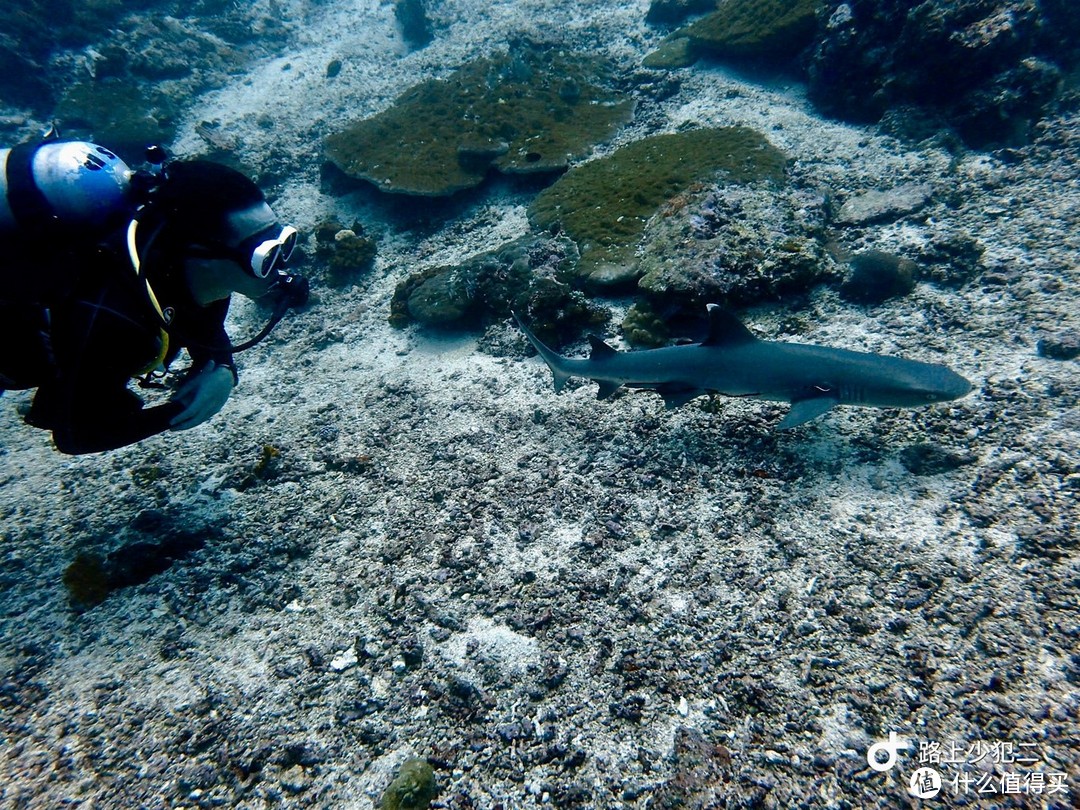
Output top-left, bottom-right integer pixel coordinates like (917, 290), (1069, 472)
(514, 305), (972, 429)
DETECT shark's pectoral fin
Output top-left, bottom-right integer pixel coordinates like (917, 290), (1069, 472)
(777, 396), (838, 429)
(655, 384), (704, 410)
(595, 380), (622, 400)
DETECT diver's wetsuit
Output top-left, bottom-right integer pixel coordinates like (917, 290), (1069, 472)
(0, 233), (234, 454)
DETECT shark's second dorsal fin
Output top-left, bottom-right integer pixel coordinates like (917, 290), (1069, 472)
(702, 304), (758, 347)
(588, 335), (618, 360)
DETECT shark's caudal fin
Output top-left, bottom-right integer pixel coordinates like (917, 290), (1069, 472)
(512, 312), (572, 392)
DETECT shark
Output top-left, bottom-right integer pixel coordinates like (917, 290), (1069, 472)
(514, 305), (972, 428)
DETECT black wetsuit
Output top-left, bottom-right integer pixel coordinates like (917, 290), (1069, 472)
(0, 231), (234, 454)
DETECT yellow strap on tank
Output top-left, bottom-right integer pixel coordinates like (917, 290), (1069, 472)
(134, 329), (170, 377)
(126, 218), (172, 378)
(126, 219), (167, 325)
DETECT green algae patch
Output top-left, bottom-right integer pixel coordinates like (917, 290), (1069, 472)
(528, 127), (785, 287)
(379, 757), (437, 809)
(642, 36), (696, 69)
(325, 47), (634, 196)
(680, 0), (820, 60)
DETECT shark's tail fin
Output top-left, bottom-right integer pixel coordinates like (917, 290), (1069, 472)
(512, 312), (572, 393)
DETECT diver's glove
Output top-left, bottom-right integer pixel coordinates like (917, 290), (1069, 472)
(169, 361), (235, 431)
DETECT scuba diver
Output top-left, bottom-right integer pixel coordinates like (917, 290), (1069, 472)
(0, 138), (309, 454)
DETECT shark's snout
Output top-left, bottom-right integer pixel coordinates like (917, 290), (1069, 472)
(940, 369), (973, 401)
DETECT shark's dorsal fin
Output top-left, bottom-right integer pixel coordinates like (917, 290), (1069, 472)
(588, 335), (618, 360)
(702, 305), (758, 347)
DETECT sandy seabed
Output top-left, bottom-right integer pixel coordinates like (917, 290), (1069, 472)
(1, 1), (1078, 807)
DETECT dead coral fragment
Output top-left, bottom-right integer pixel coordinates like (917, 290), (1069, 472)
(324, 47), (633, 196)
(316, 224), (377, 287)
(839, 250), (917, 304)
(528, 127), (786, 286)
(635, 184), (827, 310)
(390, 233), (584, 331)
(379, 757), (437, 809)
(395, 0), (434, 49)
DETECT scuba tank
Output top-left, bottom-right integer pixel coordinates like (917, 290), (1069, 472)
(0, 140), (134, 235)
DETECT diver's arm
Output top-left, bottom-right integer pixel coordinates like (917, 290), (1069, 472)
(165, 298), (237, 431)
(36, 380), (183, 455)
(35, 281), (184, 455)
(51, 406), (181, 455)
(186, 297), (236, 372)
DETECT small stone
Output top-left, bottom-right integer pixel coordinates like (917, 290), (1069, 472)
(836, 183), (933, 225)
(643, 37), (696, 69)
(329, 646), (358, 672)
(406, 271), (473, 325)
(497, 718), (535, 742)
(609, 694), (647, 723)
(379, 757), (437, 809)
(280, 764), (311, 794)
(1037, 330), (1080, 360)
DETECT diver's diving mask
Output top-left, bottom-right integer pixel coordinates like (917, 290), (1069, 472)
(243, 225), (298, 278)
(183, 220), (298, 279)
(177, 201), (297, 277)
